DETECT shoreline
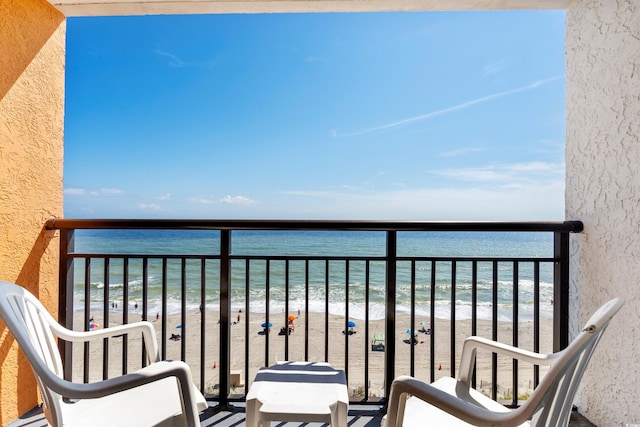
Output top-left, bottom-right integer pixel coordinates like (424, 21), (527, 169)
(72, 309), (553, 399)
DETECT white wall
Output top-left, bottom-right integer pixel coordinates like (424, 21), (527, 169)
(566, 0), (640, 425)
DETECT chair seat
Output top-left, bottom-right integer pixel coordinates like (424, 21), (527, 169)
(61, 376), (207, 427)
(399, 377), (529, 427)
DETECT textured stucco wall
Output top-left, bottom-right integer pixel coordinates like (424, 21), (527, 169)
(566, 0), (640, 425)
(0, 0), (65, 423)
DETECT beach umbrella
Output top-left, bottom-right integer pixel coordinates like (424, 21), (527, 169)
(405, 328), (417, 336)
(348, 321), (356, 328)
(419, 321), (429, 327)
(176, 324), (182, 329)
(288, 315), (296, 321)
(261, 322), (272, 328)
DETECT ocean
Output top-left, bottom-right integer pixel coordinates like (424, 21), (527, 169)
(71, 229), (556, 323)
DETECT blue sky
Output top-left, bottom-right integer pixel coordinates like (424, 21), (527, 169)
(64, 11), (565, 220)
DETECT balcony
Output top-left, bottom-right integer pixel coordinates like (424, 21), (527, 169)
(7, 219), (598, 425)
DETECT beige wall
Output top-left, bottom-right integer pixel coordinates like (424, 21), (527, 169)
(566, 0), (640, 425)
(0, 0), (65, 422)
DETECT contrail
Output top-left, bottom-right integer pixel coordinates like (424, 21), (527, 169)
(333, 76), (562, 138)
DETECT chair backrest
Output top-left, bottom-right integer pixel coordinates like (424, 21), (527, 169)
(517, 298), (623, 427)
(0, 281), (66, 427)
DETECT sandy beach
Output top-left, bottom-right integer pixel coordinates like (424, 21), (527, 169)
(71, 309), (553, 400)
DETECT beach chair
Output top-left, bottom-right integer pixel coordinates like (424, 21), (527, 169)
(371, 333), (385, 351)
(384, 298), (623, 427)
(0, 281), (207, 427)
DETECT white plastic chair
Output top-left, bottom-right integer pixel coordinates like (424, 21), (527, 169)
(384, 298), (623, 427)
(0, 281), (207, 427)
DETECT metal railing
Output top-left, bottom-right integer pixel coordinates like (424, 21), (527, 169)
(46, 219), (583, 408)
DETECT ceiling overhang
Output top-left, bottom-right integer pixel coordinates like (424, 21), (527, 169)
(48, 0), (571, 17)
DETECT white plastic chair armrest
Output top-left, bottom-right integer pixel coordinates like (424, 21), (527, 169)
(458, 336), (556, 384)
(38, 360), (200, 426)
(386, 376), (529, 427)
(50, 321), (160, 363)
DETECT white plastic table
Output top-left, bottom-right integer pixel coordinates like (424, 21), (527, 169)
(246, 361), (349, 427)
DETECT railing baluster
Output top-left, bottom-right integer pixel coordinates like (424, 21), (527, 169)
(103, 257), (110, 381)
(58, 228), (74, 382)
(430, 260), (436, 383)
(492, 260), (498, 401)
(512, 261), (519, 406)
(364, 260), (370, 401)
(264, 259), (270, 367)
(410, 260), (416, 377)
(83, 257), (91, 383)
(161, 258), (167, 361)
(553, 231), (570, 352)
(533, 260), (540, 387)
(304, 259), (310, 361)
(384, 230), (397, 402)
(284, 259), (290, 360)
(324, 260), (329, 363)
(244, 259), (251, 397)
(219, 229), (231, 408)
(345, 260), (350, 382)
(200, 257), (206, 393)
(142, 258), (148, 368)
(471, 260), (478, 389)
(450, 260), (456, 378)
(180, 257), (187, 361)
(122, 256), (129, 375)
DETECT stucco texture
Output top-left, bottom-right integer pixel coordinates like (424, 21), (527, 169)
(566, 0), (640, 425)
(0, 0), (65, 423)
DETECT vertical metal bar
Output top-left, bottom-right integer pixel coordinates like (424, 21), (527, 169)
(83, 257), (91, 383)
(200, 257), (206, 393)
(244, 259), (250, 397)
(103, 258), (110, 380)
(265, 259), (270, 366)
(512, 261), (519, 406)
(284, 260), (290, 360)
(491, 261), (498, 400)
(181, 257), (187, 361)
(324, 260), (329, 363)
(553, 231), (570, 352)
(384, 230), (397, 401)
(161, 258), (168, 361)
(471, 260), (478, 388)
(344, 260), (350, 381)
(58, 228), (75, 381)
(450, 260), (456, 378)
(409, 260), (416, 377)
(219, 229), (231, 408)
(304, 260), (310, 361)
(364, 260), (370, 401)
(430, 260), (436, 384)
(122, 257), (129, 375)
(533, 261), (540, 387)
(142, 258), (149, 367)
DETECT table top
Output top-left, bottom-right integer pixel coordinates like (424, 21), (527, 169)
(247, 361), (349, 411)
(253, 361), (347, 384)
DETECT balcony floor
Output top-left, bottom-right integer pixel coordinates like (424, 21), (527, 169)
(8, 402), (596, 426)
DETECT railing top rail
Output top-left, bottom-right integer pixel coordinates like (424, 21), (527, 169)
(45, 218), (584, 233)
